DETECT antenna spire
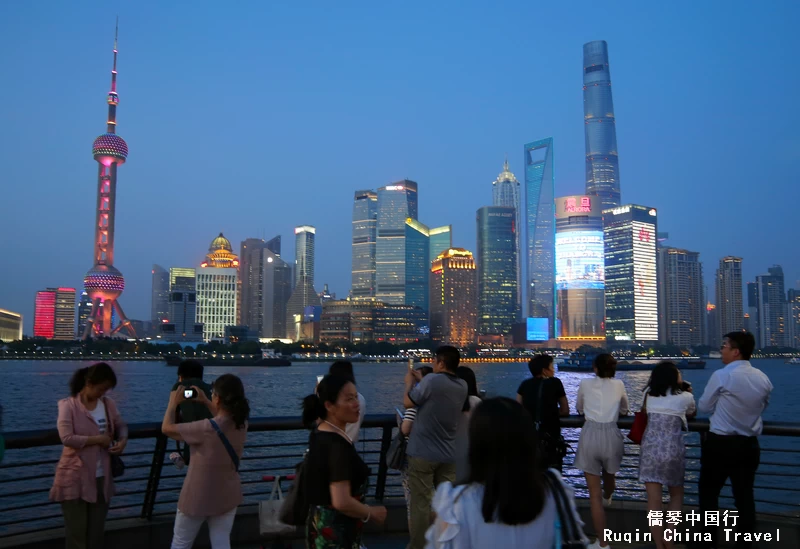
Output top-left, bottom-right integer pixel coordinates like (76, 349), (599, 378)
(107, 19), (120, 132)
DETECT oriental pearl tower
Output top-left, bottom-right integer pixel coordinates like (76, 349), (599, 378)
(82, 22), (136, 339)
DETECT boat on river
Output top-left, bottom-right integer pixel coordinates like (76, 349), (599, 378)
(557, 353), (706, 372)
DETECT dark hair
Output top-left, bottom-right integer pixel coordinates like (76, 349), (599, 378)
(467, 397), (546, 525)
(435, 345), (460, 372)
(417, 366), (434, 377)
(302, 375), (353, 429)
(456, 366), (479, 412)
(177, 359), (204, 380)
(593, 353), (617, 378)
(528, 354), (554, 377)
(212, 374), (250, 429)
(69, 362), (117, 396)
(724, 331), (755, 360)
(329, 360), (355, 384)
(645, 361), (682, 397)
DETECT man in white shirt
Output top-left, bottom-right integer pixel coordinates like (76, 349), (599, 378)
(697, 331), (772, 549)
(329, 361), (366, 443)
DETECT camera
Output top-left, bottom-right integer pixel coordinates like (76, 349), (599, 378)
(183, 388), (197, 399)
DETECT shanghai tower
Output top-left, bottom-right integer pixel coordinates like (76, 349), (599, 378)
(583, 40), (621, 208)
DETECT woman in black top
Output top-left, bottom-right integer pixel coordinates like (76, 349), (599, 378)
(302, 375), (387, 548)
(516, 354), (569, 471)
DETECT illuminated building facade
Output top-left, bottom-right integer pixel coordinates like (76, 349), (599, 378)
(583, 40), (621, 209)
(755, 265), (787, 348)
(83, 24), (136, 339)
(161, 270), (203, 342)
(405, 219), (452, 316)
(76, 291), (92, 338)
(286, 278), (321, 341)
(373, 304), (427, 344)
(715, 256), (744, 342)
(294, 226), (316, 288)
(196, 234), (239, 342)
(492, 158), (522, 317)
(320, 298), (378, 343)
(555, 196), (605, 339)
(524, 138), (555, 335)
(788, 289), (800, 349)
(151, 265), (170, 327)
(239, 236), (282, 332)
(658, 248), (704, 347)
(376, 180), (418, 304)
(352, 190), (378, 298)
(476, 206), (517, 336)
(34, 288), (76, 340)
(0, 309), (23, 342)
(261, 250), (292, 339)
(603, 205), (658, 343)
(430, 249), (478, 346)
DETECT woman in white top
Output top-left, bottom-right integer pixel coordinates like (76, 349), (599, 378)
(638, 362), (696, 549)
(425, 397), (587, 549)
(574, 354), (630, 549)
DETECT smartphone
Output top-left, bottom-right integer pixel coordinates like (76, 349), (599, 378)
(183, 388), (197, 399)
(316, 375), (324, 385)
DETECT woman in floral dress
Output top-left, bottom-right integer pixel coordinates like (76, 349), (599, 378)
(301, 375), (388, 548)
(638, 362), (696, 549)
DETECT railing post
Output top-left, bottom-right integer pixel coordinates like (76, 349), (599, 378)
(374, 423), (394, 502)
(141, 433), (169, 520)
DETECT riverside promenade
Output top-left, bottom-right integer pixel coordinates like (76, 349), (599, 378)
(2, 415), (799, 548)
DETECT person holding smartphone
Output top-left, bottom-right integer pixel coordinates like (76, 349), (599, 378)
(170, 360), (213, 469)
(162, 373), (250, 549)
(50, 363), (127, 549)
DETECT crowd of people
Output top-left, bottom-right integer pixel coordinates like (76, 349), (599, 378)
(46, 331), (773, 549)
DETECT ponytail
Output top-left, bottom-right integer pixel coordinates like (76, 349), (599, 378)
(69, 363), (117, 396)
(212, 374), (250, 429)
(301, 375), (352, 430)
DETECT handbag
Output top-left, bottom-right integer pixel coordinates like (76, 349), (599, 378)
(543, 470), (589, 549)
(534, 380), (569, 459)
(209, 418), (240, 471)
(103, 398), (125, 478)
(279, 433), (312, 526)
(259, 477), (296, 536)
(386, 430), (407, 471)
(627, 394), (648, 445)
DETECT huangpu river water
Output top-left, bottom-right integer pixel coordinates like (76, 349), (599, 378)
(0, 358), (797, 430)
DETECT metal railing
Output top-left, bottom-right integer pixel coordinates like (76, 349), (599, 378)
(1, 415), (798, 541)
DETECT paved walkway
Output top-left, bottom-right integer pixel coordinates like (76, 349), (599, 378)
(241, 534), (410, 548)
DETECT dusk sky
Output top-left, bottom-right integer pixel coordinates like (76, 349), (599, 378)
(1, 1), (798, 334)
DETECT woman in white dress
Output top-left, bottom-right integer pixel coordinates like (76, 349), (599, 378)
(425, 397), (586, 549)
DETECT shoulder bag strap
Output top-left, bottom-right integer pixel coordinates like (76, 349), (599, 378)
(544, 470), (583, 546)
(209, 419), (240, 472)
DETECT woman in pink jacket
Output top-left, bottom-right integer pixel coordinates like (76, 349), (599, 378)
(50, 363), (127, 549)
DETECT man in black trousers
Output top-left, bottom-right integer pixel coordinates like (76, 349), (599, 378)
(697, 331), (772, 548)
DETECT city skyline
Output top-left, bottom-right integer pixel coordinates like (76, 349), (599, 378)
(1, 3), (798, 333)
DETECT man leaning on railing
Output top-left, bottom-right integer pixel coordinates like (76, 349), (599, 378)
(696, 331), (773, 549)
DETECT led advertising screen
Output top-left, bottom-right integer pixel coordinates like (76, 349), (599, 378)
(526, 318), (550, 341)
(555, 230), (605, 290)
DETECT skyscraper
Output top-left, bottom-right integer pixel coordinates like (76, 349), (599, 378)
(76, 290), (92, 338)
(524, 138), (555, 335)
(658, 248), (705, 347)
(755, 265), (787, 348)
(294, 226), (316, 288)
(376, 180), (419, 304)
(603, 205), (659, 343)
(583, 40), (621, 208)
(34, 288), (76, 340)
(351, 190), (378, 298)
(430, 248), (478, 346)
(151, 265), (170, 327)
(492, 158), (522, 317)
(404, 219), (452, 317)
(239, 236), (281, 331)
(787, 289), (800, 349)
(476, 206), (518, 337)
(555, 196), (605, 339)
(715, 256), (744, 341)
(161, 270), (203, 342)
(746, 281), (760, 343)
(82, 23), (136, 339)
(261, 249), (292, 339)
(196, 234), (239, 342)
